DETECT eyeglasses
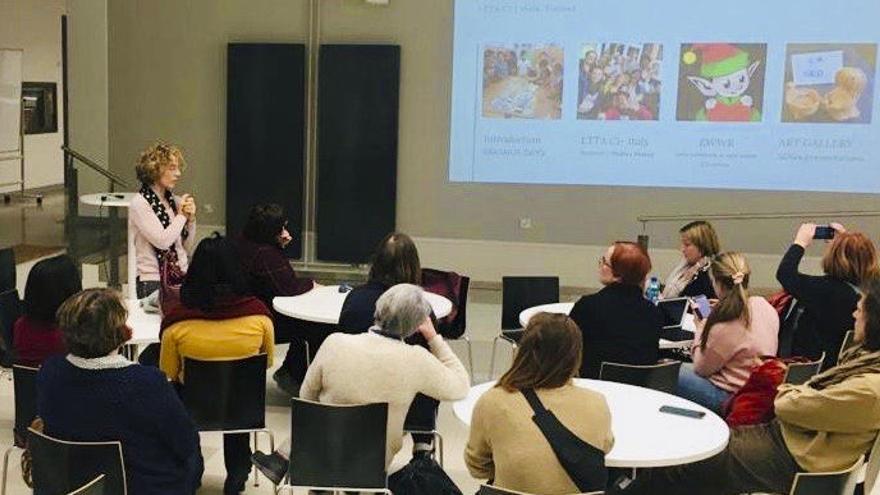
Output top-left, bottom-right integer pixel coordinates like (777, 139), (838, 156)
(598, 256), (611, 267)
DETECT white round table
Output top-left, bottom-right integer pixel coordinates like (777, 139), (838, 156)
(273, 285), (453, 325)
(79, 192), (138, 299)
(519, 302), (695, 349)
(125, 298), (160, 345)
(453, 379), (730, 468)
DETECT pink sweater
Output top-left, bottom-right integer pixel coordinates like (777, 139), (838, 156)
(691, 296), (779, 393)
(129, 193), (196, 282)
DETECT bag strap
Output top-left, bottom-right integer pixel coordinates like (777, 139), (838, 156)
(522, 388), (548, 415)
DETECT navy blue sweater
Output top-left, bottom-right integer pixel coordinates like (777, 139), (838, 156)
(37, 356), (201, 494)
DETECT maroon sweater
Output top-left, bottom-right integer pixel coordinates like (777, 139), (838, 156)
(234, 237), (313, 308)
(13, 316), (65, 367)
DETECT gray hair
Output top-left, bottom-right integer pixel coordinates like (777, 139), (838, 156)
(374, 283), (432, 339)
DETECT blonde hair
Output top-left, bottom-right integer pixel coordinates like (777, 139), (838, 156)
(822, 231), (880, 285)
(680, 221), (721, 258)
(57, 288), (129, 358)
(700, 252), (750, 350)
(135, 142), (186, 185)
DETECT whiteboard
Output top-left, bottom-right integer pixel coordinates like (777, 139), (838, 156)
(0, 49), (23, 153)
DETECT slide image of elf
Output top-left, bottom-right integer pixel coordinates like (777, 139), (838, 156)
(676, 43), (767, 122)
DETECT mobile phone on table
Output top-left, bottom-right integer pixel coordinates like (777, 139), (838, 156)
(692, 295), (711, 319)
(814, 225), (835, 240)
(659, 405), (706, 419)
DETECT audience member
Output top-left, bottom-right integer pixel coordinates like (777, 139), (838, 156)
(777, 223), (878, 368)
(662, 220), (720, 299)
(465, 312), (614, 494)
(235, 203), (314, 395)
(37, 288), (202, 494)
(677, 252), (779, 414)
(617, 275), (880, 495)
(13, 254), (81, 367)
(159, 233), (273, 494)
(569, 241), (663, 378)
(251, 283), (470, 484)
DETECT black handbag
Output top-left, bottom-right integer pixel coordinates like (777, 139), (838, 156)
(388, 455), (463, 495)
(522, 388), (608, 492)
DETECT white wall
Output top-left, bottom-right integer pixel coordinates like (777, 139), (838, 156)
(0, 0), (66, 192)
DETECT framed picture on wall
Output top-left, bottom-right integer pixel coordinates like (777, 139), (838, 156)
(22, 82), (57, 134)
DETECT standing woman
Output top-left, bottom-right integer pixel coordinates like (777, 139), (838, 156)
(130, 142), (197, 298)
(662, 220), (721, 299)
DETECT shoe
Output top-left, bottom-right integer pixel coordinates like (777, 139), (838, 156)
(272, 368), (301, 397)
(222, 473), (247, 494)
(251, 450), (288, 486)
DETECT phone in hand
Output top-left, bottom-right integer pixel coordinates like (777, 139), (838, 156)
(692, 295), (711, 319)
(814, 225), (835, 240)
(659, 405), (706, 419)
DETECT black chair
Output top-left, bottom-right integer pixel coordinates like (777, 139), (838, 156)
(28, 427), (126, 495)
(479, 484), (603, 495)
(403, 393), (445, 467)
(784, 353), (826, 385)
(422, 269), (473, 375)
(788, 455), (863, 495)
(599, 360), (682, 395)
(839, 330), (857, 361)
(490, 276), (560, 378)
(1, 363), (40, 493)
(0, 247), (14, 293)
(67, 475), (105, 495)
(278, 398), (391, 494)
(180, 354), (274, 487)
(0, 289), (22, 368)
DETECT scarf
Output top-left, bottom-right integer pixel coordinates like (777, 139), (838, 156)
(807, 345), (880, 391)
(662, 256), (711, 299)
(139, 183), (189, 267)
(160, 294), (272, 334)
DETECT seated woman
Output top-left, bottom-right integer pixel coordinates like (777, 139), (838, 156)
(777, 223), (877, 368)
(234, 203), (314, 394)
(466, 312), (614, 494)
(37, 288), (202, 494)
(159, 234), (274, 495)
(251, 283), (470, 484)
(677, 252), (779, 414)
(662, 220), (720, 299)
(569, 241), (663, 378)
(13, 254), (81, 367)
(617, 275), (880, 495)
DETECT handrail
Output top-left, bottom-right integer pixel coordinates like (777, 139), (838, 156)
(61, 145), (131, 189)
(637, 210), (880, 230)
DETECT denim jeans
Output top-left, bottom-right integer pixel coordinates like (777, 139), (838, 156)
(677, 362), (731, 415)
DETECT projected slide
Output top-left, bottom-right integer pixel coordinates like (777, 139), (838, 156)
(447, 0), (880, 193)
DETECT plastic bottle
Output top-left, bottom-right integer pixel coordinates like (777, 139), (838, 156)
(646, 276), (660, 303)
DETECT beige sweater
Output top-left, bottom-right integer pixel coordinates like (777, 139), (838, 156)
(300, 332), (470, 466)
(465, 383), (614, 495)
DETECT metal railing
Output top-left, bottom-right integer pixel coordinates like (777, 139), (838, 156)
(637, 210), (880, 231)
(61, 145), (131, 191)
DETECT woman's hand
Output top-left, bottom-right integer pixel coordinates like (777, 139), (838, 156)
(830, 222), (847, 235)
(793, 223), (816, 248)
(417, 316), (438, 341)
(180, 194), (196, 221)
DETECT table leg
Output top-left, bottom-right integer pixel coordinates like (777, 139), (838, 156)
(108, 207), (120, 289)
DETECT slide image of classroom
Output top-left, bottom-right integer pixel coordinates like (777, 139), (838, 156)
(782, 43), (877, 124)
(577, 43), (662, 121)
(676, 43), (767, 122)
(481, 43), (563, 120)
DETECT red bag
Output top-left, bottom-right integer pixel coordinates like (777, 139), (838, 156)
(722, 356), (810, 427)
(158, 252), (185, 315)
(766, 290), (794, 318)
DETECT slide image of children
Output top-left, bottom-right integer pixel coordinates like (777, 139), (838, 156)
(577, 43), (662, 121)
(481, 43), (563, 120)
(782, 43), (876, 124)
(676, 43), (767, 122)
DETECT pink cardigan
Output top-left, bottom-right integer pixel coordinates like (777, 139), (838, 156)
(691, 296), (779, 393)
(130, 193), (196, 282)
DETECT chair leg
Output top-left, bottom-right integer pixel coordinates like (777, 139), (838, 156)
(464, 335), (474, 379)
(252, 432), (259, 487)
(434, 432), (445, 468)
(490, 336), (502, 380)
(304, 340), (312, 367)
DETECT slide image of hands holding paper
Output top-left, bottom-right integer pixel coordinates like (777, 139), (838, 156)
(482, 43), (564, 119)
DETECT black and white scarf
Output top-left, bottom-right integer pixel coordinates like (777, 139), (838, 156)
(139, 183), (188, 265)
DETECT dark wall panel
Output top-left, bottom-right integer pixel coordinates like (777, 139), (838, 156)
(316, 44), (400, 263)
(227, 43), (305, 259)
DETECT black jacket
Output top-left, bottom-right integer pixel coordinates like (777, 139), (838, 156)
(569, 283), (663, 379)
(338, 280), (389, 333)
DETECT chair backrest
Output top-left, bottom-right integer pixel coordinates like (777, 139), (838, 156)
(863, 433), (880, 495)
(501, 276), (560, 330)
(403, 393), (438, 432)
(789, 455), (864, 495)
(181, 354), (268, 431)
(13, 364), (39, 443)
(784, 353), (826, 385)
(67, 475), (106, 495)
(0, 289), (22, 367)
(421, 268), (470, 339)
(0, 247), (14, 293)
(289, 397), (389, 490)
(28, 427), (126, 495)
(478, 484), (603, 495)
(839, 330), (856, 361)
(599, 360), (682, 395)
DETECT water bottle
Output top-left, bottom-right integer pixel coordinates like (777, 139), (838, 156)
(646, 276), (660, 304)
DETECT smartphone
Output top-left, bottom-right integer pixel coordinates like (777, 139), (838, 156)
(338, 284), (353, 293)
(659, 405), (706, 419)
(814, 225), (835, 240)
(692, 295), (711, 319)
